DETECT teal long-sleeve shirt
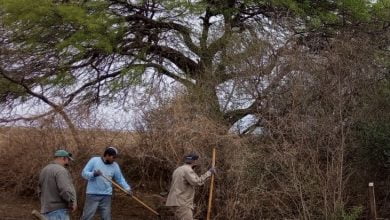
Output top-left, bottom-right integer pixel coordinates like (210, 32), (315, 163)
(81, 157), (131, 195)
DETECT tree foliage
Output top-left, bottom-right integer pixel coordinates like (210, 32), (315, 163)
(0, 0), (388, 130)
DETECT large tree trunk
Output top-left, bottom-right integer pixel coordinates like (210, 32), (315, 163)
(188, 75), (224, 122)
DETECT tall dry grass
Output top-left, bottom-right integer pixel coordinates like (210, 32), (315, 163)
(131, 96), (249, 219)
(127, 94), (353, 219)
(125, 33), (385, 219)
(0, 126), (135, 192)
(0, 125), (145, 218)
(0, 31), (387, 220)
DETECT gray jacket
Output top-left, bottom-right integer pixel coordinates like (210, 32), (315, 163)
(38, 162), (77, 213)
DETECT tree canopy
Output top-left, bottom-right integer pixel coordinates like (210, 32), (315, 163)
(0, 0), (389, 133)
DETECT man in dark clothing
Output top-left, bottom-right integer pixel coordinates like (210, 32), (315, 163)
(38, 149), (77, 220)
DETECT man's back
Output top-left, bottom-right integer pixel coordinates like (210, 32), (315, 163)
(39, 163), (75, 213)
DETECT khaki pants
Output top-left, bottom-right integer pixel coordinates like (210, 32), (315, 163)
(174, 206), (193, 220)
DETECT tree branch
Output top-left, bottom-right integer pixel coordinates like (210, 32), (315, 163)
(146, 45), (199, 75)
(64, 70), (123, 106)
(0, 68), (82, 147)
(124, 14), (200, 55)
(0, 110), (55, 123)
(146, 63), (195, 88)
(223, 63), (292, 125)
(0, 70), (60, 111)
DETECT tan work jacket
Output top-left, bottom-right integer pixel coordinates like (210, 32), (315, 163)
(166, 164), (211, 209)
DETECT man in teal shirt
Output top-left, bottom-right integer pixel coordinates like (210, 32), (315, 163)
(80, 146), (131, 220)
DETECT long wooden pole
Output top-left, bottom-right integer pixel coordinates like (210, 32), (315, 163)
(101, 174), (160, 216)
(207, 148), (216, 220)
(368, 182), (377, 220)
(32, 210), (47, 220)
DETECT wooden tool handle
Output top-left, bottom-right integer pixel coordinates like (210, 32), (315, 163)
(101, 174), (160, 216)
(207, 148), (216, 220)
(32, 210), (47, 220)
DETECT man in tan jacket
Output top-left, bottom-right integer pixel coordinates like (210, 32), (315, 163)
(166, 153), (216, 220)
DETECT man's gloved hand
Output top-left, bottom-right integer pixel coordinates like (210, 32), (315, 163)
(126, 189), (133, 196)
(93, 169), (102, 177)
(208, 167), (216, 175)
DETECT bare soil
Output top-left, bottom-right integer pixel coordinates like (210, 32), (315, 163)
(0, 190), (166, 220)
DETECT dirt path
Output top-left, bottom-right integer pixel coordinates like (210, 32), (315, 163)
(0, 191), (39, 220)
(0, 190), (165, 220)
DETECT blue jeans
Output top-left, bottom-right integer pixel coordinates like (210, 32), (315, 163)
(43, 209), (70, 220)
(81, 194), (112, 220)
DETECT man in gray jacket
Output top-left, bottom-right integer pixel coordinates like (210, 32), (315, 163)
(166, 153), (215, 220)
(38, 150), (77, 220)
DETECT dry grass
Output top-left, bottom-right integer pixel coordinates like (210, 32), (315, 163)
(0, 31), (387, 219)
(0, 126), (137, 201)
(130, 96), (250, 219)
